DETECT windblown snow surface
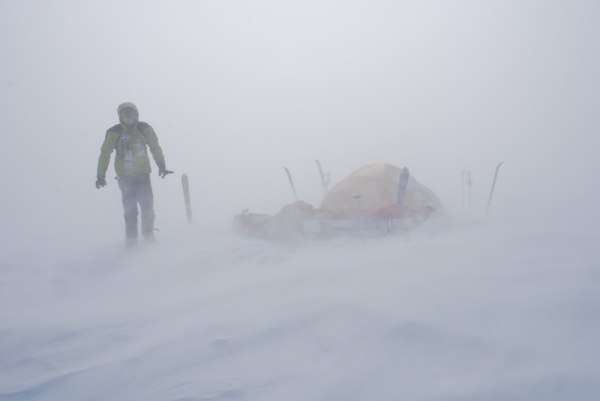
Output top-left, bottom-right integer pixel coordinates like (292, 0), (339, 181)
(1, 215), (598, 401)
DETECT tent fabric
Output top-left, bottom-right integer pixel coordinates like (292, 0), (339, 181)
(320, 163), (442, 216)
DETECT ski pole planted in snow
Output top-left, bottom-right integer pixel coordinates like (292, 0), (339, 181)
(283, 167), (299, 201)
(181, 173), (193, 223)
(397, 167), (410, 207)
(461, 169), (473, 212)
(465, 170), (472, 212)
(315, 160), (330, 195)
(486, 162), (504, 216)
(461, 170), (466, 210)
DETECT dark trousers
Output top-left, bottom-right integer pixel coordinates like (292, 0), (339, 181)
(118, 174), (155, 240)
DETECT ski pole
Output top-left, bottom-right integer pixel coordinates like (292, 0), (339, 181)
(181, 173), (193, 223)
(397, 167), (410, 206)
(283, 167), (299, 201)
(461, 169), (466, 210)
(315, 160), (330, 195)
(465, 170), (472, 212)
(486, 162), (504, 216)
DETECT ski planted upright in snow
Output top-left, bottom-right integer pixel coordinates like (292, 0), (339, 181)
(283, 167), (299, 201)
(461, 169), (473, 212)
(397, 167), (410, 206)
(181, 173), (193, 223)
(315, 160), (330, 195)
(486, 162), (504, 216)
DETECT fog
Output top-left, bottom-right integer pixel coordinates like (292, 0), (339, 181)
(1, 1), (599, 400)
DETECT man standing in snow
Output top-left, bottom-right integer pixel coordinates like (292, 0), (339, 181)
(96, 102), (172, 246)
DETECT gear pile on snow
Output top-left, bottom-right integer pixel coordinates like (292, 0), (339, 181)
(234, 163), (442, 239)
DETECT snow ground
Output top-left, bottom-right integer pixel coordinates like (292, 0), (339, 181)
(1, 217), (599, 401)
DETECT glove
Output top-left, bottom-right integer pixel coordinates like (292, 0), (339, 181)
(159, 168), (174, 178)
(95, 176), (107, 189)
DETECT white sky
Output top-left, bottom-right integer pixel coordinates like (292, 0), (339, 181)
(1, 0), (599, 247)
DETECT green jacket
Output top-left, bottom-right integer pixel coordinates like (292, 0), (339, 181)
(97, 122), (166, 178)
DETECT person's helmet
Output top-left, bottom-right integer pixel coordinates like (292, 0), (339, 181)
(117, 102), (139, 126)
(117, 102), (138, 116)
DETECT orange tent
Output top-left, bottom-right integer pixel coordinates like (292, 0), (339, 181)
(321, 163), (442, 218)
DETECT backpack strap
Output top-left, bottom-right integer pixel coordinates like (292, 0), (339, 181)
(106, 124), (123, 139)
(137, 121), (150, 130)
(137, 122), (151, 144)
(104, 124), (123, 156)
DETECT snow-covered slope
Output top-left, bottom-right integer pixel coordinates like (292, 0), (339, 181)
(1, 218), (599, 401)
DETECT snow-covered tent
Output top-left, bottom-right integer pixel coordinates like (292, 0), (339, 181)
(321, 163), (442, 217)
(234, 163), (442, 239)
